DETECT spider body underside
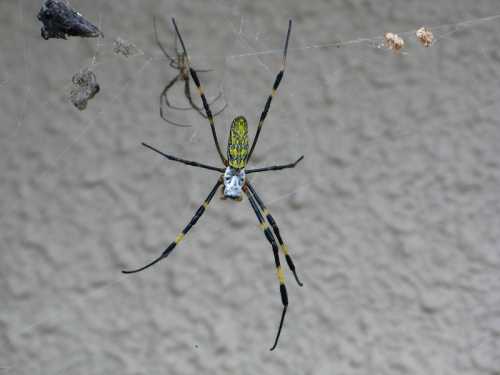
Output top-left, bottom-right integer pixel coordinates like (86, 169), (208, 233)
(123, 18), (303, 351)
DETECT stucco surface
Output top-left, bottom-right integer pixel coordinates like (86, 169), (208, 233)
(1, 0), (500, 374)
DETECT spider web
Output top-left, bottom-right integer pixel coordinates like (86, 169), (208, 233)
(1, 0), (500, 373)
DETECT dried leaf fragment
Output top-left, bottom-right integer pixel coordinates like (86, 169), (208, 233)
(69, 69), (100, 110)
(113, 38), (140, 57)
(384, 32), (405, 52)
(416, 27), (433, 47)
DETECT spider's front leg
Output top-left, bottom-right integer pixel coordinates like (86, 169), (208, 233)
(184, 78), (227, 120)
(172, 18), (227, 165)
(246, 20), (292, 164)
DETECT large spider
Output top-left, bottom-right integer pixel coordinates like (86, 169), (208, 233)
(153, 17), (227, 127)
(123, 18), (303, 351)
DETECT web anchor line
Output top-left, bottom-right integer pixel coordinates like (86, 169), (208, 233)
(222, 13), (500, 60)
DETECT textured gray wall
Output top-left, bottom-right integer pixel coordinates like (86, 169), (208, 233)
(1, 0), (500, 374)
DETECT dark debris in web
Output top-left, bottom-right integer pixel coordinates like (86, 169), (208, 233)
(37, 0), (103, 40)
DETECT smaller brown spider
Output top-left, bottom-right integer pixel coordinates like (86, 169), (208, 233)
(153, 17), (227, 127)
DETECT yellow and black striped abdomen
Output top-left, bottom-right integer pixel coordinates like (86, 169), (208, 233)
(227, 116), (249, 169)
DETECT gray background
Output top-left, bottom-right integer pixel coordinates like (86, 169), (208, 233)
(1, 0), (500, 374)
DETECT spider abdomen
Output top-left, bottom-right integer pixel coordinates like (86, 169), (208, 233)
(227, 116), (249, 169)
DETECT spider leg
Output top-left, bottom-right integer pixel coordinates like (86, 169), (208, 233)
(174, 27), (181, 57)
(208, 89), (228, 117)
(192, 68), (214, 73)
(142, 142), (225, 172)
(172, 18), (227, 165)
(245, 188), (289, 351)
(159, 74), (193, 127)
(161, 79), (197, 111)
(184, 78), (205, 114)
(163, 78), (227, 115)
(122, 179), (222, 274)
(246, 181), (302, 286)
(169, 60), (179, 69)
(185, 79), (228, 119)
(246, 20), (292, 164)
(153, 17), (177, 65)
(246, 155), (304, 174)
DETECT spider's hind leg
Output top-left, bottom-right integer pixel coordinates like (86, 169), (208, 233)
(122, 179), (222, 274)
(245, 187), (289, 351)
(246, 181), (303, 286)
